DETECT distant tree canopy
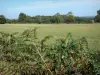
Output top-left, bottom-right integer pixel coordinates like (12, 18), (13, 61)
(0, 11), (96, 24)
(18, 13), (26, 23)
(97, 10), (100, 15)
(0, 15), (6, 24)
(66, 12), (75, 23)
(95, 10), (100, 23)
(54, 13), (63, 24)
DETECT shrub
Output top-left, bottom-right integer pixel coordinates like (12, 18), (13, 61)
(0, 28), (99, 75)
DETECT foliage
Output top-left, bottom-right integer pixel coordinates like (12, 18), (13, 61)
(95, 9), (100, 23)
(0, 15), (6, 24)
(97, 10), (100, 15)
(0, 28), (99, 75)
(35, 15), (42, 24)
(54, 13), (63, 24)
(75, 17), (94, 23)
(1, 12), (94, 24)
(95, 15), (100, 23)
(66, 12), (75, 23)
(18, 13), (27, 23)
(6, 19), (18, 24)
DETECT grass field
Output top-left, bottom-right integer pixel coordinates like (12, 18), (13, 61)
(0, 23), (100, 51)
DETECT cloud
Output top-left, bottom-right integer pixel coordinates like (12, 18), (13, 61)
(7, 0), (100, 12)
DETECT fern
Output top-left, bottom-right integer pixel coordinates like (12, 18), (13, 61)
(0, 29), (98, 75)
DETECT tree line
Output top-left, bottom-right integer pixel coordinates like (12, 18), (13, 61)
(0, 10), (100, 24)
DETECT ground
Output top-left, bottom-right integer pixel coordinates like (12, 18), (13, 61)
(0, 23), (100, 51)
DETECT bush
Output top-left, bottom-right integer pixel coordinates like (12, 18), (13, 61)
(0, 28), (99, 75)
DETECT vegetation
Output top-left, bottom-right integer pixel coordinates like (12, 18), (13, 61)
(66, 12), (75, 23)
(18, 13), (27, 23)
(54, 13), (63, 24)
(95, 10), (100, 23)
(0, 0), (99, 74)
(11, 12), (94, 24)
(0, 10), (97, 24)
(0, 15), (6, 24)
(0, 27), (100, 75)
(3, 9), (100, 24)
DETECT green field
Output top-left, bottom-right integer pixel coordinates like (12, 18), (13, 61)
(0, 23), (100, 51)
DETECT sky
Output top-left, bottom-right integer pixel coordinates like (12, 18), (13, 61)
(0, 0), (100, 19)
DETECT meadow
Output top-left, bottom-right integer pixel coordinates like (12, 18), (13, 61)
(0, 23), (100, 75)
(0, 24), (100, 37)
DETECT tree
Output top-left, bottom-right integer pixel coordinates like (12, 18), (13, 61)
(66, 12), (75, 23)
(0, 15), (6, 24)
(18, 13), (26, 23)
(95, 10), (100, 23)
(95, 15), (100, 23)
(35, 15), (42, 24)
(97, 10), (100, 15)
(54, 13), (63, 24)
(75, 17), (93, 24)
(26, 15), (33, 23)
(41, 16), (51, 24)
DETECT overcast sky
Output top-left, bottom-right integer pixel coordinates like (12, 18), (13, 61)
(0, 0), (100, 19)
